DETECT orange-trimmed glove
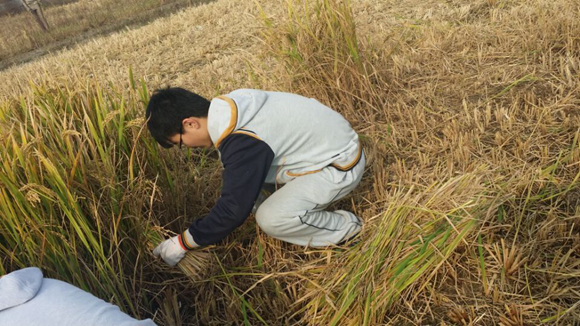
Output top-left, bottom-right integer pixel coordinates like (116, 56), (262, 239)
(153, 230), (198, 266)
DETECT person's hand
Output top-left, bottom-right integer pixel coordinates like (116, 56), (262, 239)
(153, 230), (198, 267)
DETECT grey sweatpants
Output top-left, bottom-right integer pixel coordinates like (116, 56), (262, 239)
(255, 154), (365, 247)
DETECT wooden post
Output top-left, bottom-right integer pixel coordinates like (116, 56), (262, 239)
(20, 0), (49, 31)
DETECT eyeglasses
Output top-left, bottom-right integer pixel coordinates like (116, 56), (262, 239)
(178, 125), (183, 149)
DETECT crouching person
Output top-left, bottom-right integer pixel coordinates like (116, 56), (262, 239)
(0, 267), (156, 325)
(147, 88), (365, 267)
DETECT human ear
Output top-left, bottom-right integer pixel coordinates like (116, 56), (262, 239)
(183, 117), (200, 130)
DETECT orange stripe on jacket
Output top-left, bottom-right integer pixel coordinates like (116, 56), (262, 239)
(331, 145), (363, 171)
(215, 96), (238, 148)
(232, 130), (261, 141)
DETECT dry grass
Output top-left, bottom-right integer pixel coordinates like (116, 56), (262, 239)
(1, 0), (580, 324)
(0, 0), (263, 99)
(0, 0), (209, 67)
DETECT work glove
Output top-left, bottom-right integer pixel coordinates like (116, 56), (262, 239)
(153, 229), (198, 267)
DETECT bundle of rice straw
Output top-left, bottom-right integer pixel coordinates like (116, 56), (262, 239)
(146, 225), (213, 281)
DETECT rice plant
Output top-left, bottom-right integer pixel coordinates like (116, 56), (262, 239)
(0, 74), (209, 320)
(1, 0), (580, 324)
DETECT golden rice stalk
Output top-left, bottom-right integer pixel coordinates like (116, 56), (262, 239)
(179, 250), (213, 281)
(146, 225), (212, 281)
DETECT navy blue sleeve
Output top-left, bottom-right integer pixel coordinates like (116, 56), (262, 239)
(188, 133), (274, 246)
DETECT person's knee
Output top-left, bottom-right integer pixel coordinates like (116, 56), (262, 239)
(255, 200), (285, 237)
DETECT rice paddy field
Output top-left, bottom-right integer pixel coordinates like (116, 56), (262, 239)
(0, 0), (579, 324)
(0, 0), (211, 69)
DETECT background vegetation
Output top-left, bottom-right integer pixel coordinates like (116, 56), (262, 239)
(0, 0), (211, 69)
(1, 0), (579, 324)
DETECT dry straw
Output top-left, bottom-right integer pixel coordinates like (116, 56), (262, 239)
(1, 0), (580, 324)
(0, 0), (205, 67)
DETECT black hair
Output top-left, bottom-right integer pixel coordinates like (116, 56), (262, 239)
(145, 87), (210, 148)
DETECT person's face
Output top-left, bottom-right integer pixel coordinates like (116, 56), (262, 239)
(167, 117), (212, 149)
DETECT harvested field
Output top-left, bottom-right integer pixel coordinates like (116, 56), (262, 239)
(0, 0), (212, 69)
(1, 0), (579, 325)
